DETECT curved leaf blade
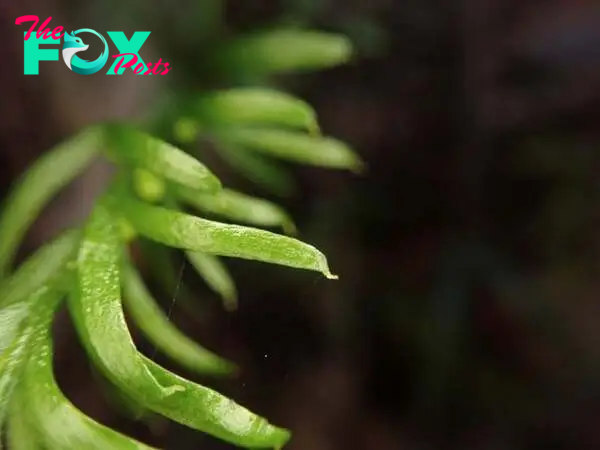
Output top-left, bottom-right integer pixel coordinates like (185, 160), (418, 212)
(0, 229), (80, 310)
(0, 233), (77, 431)
(0, 288), (61, 430)
(106, 125), (221, 193)
(111, 196), (338, 279)
(68, 203), (176, 398)
(195, 88), (318, 132)
(0, 127), (100, 277)
(186, 251), (237, 311)
(142, 356), (291, 449)
(69, 204), (291, 448)
(175, 186), (296, 234)
(221, 29), (353, 76)
(20, 298), (157, 450)
(223, 128), (363, 171)
(122, 260), (236, 375)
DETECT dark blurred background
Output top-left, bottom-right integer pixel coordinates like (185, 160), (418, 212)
(4, 0), (600, 449)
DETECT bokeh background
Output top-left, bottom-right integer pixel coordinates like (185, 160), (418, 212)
(3, 0), (600, 449)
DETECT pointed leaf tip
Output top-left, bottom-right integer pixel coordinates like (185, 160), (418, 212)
(222, 128), (362, 171)
(106, 124), (221, 193)
(112, 196), (336, 280)
(222, 29), (353, 76)
(195, 88), (319, 132)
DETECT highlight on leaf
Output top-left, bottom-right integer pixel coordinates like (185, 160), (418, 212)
(110, 195), (338, 279)
(68, 202), (178, 397)
(121, 259), (237, 375)
(142, 356), (292, 449)
(133, 168), (167, 203)
(175, 185), (296, 234)
(220, 29), (353, 76)
(105, 124), (222, 193)
(0, 230), (78, 430)
(222, 127), (364, 172)
(193, 88), (319, 133)
(0, 229), (80, 310)
(0, 287), (62, 429)
(19, 298), (158, 450)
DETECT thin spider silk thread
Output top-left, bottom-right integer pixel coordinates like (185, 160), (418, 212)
(135, 258), (186, 420)
(150, 257), (187, 362)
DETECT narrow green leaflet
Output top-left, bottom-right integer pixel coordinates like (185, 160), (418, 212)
(67, 206), (292, 448)
(0, 288), (61, 429)
(194, 88), (318, 132)
(20, 298), (157, 450)
(142, 356), (291, 449)
(217, 144), (297, 197)
(220, 29), (352, 76)
(105, 124), (221, 193)
(68, 203), (178, 398)
(8, 390), (41, 450)
(186, 251), (238, 311)
(175, 186), (296, 234)
(0, 234), (75, 431)
(0, 229), (80, 311)
(222, 128), (363, 171)
(111, 196), (338, 279)
(0, 127), (100, 277)
(121, 260), (236, 375)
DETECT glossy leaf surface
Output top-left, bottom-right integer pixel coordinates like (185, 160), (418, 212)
(112, 196), (337, 279)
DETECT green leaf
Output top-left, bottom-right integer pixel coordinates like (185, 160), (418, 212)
(222, 128), (363, 171)
(69, 205), (291, 448)
(194, 88), (319, 133)
(105, 124), (221, 193)
(186, 251), (237, 311)
(110, 195), (338, 279)
(132, 168), (166, 203)
(19, 296), (158, 450)
(142, 356), (291, 449)
(0, 229), (80, 311)
(173, 118), (200, 144)
(121, 260), (236, 375)
(0, 127), (100, 277)
(0, 288), (61, 429)
(175, 186), (296, 234)
(221, 29), (353, 76)
(217, 144), (297, 197)
(68, 203), (178, 398)
(0, 309), (33, 435)
(8, 389), (42, 450)
(0, 232), (76, 431)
